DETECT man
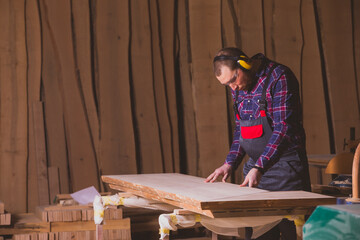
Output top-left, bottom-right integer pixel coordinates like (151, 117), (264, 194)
(205, 47), (311, 240)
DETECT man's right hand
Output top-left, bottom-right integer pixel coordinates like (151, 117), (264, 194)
(204, 163), (232, 183)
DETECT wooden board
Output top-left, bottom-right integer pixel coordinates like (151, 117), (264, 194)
(316, 0), (360, 152)
(301, 0), (331, 155)
(130, 0), (163, 173)
(95, 0), (137, 177)
(149, 0), (176, 173)
(176, 0), (199, 176)
(0, 213), (130, 235)
(25, 0), (42, 213)
(158, 0), (181, 173)
(188, 0), (229, 178)
(0, 201), (4, 214)
(102, 173), (335, 218)
(32, 101), (50, 206)
(0, 0), (28, 214)
(39, 0), (100, 191)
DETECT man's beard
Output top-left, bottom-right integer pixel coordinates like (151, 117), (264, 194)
(240, 72), (255, 91)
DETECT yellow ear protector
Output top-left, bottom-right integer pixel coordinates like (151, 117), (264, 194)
(213, 54), (252, 71)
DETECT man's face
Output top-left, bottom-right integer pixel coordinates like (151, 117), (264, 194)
(216, 66), (248, 91)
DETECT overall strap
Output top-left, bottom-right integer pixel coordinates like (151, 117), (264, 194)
(233, 90), (241, 120)
(259, 63), (278, 111)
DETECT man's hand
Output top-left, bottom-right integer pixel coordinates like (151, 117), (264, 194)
(240, 167), (263, 187)
(204, 163), (232, 183)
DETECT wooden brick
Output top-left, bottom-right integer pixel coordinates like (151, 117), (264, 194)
(81, 209), (87, 221)
(111, 208), (123, 220)
(0, 201), (4, 214)
(104, 208), (110, 220)
(5, 213), (11, 225)
(35, 206), (48, 222)
(62, 210), (72, 222)
(72, 210), (82, 221)
(86, 209), (94, 221)
(48, 232), (58, 240)
(38, 233), (48, 240)
(30, 233), (38, 240)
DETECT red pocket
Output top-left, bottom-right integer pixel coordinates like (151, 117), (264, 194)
(241, 125), (263, 139)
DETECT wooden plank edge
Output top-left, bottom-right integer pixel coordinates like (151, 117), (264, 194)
(50, 218), (130, 232)
(108, 184), (214, 218)
(200, 197), (336, 211)
(102, 176), (196, 202)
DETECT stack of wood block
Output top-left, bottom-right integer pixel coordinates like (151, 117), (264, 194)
(0, 203), (130, 240)
(0, 201), (11, 226)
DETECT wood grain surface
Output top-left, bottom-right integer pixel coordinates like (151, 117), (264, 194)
(102, 173), (336, 218)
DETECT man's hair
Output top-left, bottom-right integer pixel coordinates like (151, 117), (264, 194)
(213, 47), (248, 77)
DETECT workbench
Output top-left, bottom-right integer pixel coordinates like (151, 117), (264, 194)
(102, 173), (336, 239)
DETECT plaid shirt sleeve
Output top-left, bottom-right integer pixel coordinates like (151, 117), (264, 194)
(255, 68), (300, 170)
(224, 121), (246, 168)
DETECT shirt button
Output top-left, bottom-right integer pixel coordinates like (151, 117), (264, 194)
(248, 100), (250, 103)
(250, 115), (253, 118)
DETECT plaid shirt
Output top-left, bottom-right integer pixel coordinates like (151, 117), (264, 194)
(225, 54), (306, 171)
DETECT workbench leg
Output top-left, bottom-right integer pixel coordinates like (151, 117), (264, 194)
(212, 232), (218, 240)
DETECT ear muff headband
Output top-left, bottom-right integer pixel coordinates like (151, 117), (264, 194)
(213, 54), (252, 71)
(237, 55), (252, 70)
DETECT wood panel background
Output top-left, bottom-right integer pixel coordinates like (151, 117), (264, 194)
(0, 0), (359, 213)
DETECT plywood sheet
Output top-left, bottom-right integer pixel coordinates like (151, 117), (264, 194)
(102, 173), (335, 218)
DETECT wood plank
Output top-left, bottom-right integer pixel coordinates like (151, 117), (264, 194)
(103, 173), (335, 218)
(316, 0), (360, 152)
(149, 0), (176, 173)
(188, 0), (229, 177)
(26, 0), (42, 213)
(237, 0), (264, 55)
(176, 0), (199, 176)
(201, 191), (335, 210)
(47, 167), (60, 204)
(266, 0), (303, 79)
(108, 183), (212, 217)
(0, 201), (4, 214)
(0, 0), (28, 214)
(301, 0), (331, 155)
(71, 0), (101, 180)
(50, 218), (130, 232)
(39, 0), (100, 191)
(95, 0), (137, 176)
(39, 0), (70, 196)
(0, 213), (11, 225)
(355, 0), (360, 109)
(158, 0), (180, 172)
(32, 101), (50, 206)
(130, 0), (164, 173)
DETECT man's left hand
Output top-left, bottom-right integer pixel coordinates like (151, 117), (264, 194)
(240, 168), (263, 188)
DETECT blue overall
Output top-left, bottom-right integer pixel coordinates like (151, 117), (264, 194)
(236, 65), (311, 240)
(235, 64), (310, 192)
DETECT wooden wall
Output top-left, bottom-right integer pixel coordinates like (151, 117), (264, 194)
(0, 0), (359, 213)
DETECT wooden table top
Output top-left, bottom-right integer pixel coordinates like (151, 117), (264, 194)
(102, 173), (336, 218)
